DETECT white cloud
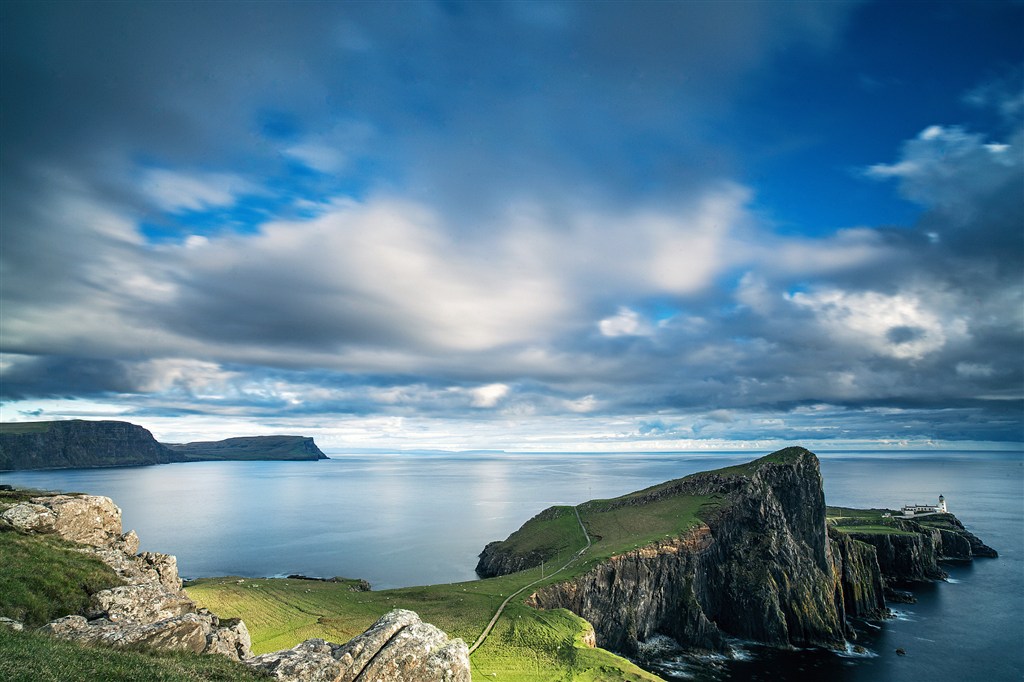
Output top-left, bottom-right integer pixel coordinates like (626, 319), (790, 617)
(787, 288), (966, 360)
(140, 168), (258, 213)
(470, 383), (510, 408)
(956, 362), (994, 379)
(598, 307), (651, 337)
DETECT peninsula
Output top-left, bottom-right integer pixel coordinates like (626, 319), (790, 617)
(0, 420), (327, 471)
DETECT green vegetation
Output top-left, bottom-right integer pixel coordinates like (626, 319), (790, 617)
(826, 506), (895, 521)
(831, 525), (916, 536)
(0, 422), (52, 435)
(0, 627), (269, 682)
(186, 575), (661, 681)
(0, 527), (123, 626)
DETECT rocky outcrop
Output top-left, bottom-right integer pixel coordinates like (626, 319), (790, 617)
(827, 529), (887, 620)
(521, 448), (850, 655)
(844, 530), (946, 584)
(164, 435), (328, 461)
(1, 492), (252, 662)
(0, 420), (179, 471)
(247, 609), (470, 682)
(2, 491), (470, 681)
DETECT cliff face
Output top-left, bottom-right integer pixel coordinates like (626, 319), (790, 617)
(526, 448), (849, 654)
(164, 436), (328, 461)
(827, 530), (887, 620)
(0, 420), (180, 471)
(489, 448), (998, 660)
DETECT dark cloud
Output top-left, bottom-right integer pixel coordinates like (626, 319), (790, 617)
(1, 1), (1020, 447)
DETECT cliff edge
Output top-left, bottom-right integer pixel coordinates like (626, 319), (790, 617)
(478, 447), (995, 660)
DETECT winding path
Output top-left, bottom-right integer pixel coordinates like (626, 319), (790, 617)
(467, 505), (592, 655)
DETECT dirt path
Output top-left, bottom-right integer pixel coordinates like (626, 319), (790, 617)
(467, 505), (592, 655)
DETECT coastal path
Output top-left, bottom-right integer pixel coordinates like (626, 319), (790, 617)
(467, 505), (593, 655)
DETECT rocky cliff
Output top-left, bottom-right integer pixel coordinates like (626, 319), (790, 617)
(0, 420), (179, 471)
(0, 492), (469, 682)
(483, 447), (995, 660)
(165, 435), (328, 461)
(521, 448), (850, 654)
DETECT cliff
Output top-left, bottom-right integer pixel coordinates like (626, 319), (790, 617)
(0, 420), (179, 471)
(0, 420), (329, 471)
(503, 448), (851, 654)
(164, 436), (328, 461)
(481, 447), (996, 660)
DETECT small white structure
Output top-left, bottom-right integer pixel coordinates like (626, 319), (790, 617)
(901, 494), (946, 517)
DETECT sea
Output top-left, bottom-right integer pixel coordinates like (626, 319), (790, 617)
(2, 450), (1021, 681)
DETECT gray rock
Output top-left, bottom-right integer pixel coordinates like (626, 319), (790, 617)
(0, 617), (24, 631)
(247, 609), (470, 682)
(111, 529), (140, 556)
(206, 618), (254, 662)
(30, 495), (123, 547)
(88, 583), (195, 624)
(0, 502), (56, 533)
(247, 638), (347, 682)
(139, 551), (182, 591)
(42, 613), (209, 653)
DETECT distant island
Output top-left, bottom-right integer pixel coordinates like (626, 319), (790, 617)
(0, 420), (327, 471)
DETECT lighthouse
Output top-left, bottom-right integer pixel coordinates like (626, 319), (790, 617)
(938, 494), (947, 513)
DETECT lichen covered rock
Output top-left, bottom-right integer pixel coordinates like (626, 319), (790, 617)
(247, 609), (471, 682)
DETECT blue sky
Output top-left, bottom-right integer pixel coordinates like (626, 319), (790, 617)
(1, 1), (1021, 451)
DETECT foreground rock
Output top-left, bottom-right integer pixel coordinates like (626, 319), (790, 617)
(248, 609), (470, 682)
(2, 491), (470, 681)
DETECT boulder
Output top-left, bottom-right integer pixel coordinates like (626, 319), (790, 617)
(0, 617), (24, 631)
(247, 609), (471, 682)
(139, 551), (183, 591)
(31, 495), (123, 547)
(205, 618), (254, 662)
(0, 502), (55, 533)
(88, 583), (195, 624)
(42, 613), (209, 653)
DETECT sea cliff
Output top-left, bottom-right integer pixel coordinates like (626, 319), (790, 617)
(479, 447), (996, 660)
(0, 420), (328, 471)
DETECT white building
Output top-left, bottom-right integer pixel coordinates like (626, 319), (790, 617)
(901, 495), (946, 516)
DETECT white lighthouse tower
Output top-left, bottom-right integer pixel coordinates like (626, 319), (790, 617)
(938, 494), (947, 513)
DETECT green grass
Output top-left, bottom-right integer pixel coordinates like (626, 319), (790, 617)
(0, 421), (53, 435)
(0, 527), (124, 626)
(186, 576), (661, 681)
(831, 525), (916, 536)
(0, 627), (270, 682)
(826, 506), (896, 521)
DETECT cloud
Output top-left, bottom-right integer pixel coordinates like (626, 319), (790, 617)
(140, 169), (259, 213)
(786, 289), (967, 361)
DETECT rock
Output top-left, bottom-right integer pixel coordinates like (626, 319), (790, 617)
(247, 609), (471, 682)
(111, 530), (140, 556)
(0, 617), (24, 631)
(139, 551), (183, 592)
(0, 502), (55, 533)
(205, 618), (253, 662)
(42, 613), (209, 653)
(895, 647), (907, 656)
(88, 583), (195, 624)
(246, 638), (347, 682)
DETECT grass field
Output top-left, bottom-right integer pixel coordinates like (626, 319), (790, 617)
(830, 525), (916, 536)
(0, 421), (53, 435)
(0, 627), (269, 682)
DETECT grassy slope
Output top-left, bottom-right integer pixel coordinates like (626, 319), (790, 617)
(0, 627), (269, 682)
(0, 422), (53, 435)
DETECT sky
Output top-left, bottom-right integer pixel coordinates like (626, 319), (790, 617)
(1, 1), (1022, 452)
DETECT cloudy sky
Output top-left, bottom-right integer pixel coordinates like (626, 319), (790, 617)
(1, 1), (1021, 452)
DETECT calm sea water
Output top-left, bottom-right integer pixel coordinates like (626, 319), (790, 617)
(3, 450), (1021, 681)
